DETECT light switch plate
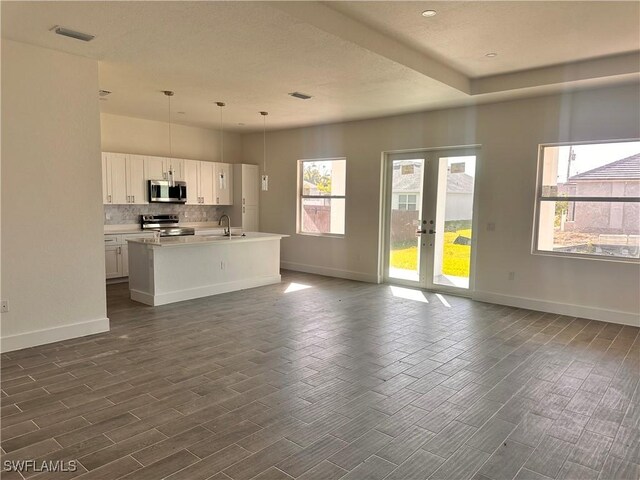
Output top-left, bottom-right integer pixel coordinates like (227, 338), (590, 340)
(1, 300), (8, 313)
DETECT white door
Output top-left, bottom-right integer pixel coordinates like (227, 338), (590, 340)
(215, 163), (233, 205)
(105, 246), (122, 279)
(199, 161), (215, 205)
(242, 164), (259, 206)
(121, 244), (129, 277)
(102, 154), (111, 204)
(144, 156), (166, 180)
(243, 205), (259, 232)
(127, 156), (147, 204)
(108, 153), (128, 204)
(383, 148), (478, 293)
(168, 158), (184, 182)
(183, 160), (200, 205)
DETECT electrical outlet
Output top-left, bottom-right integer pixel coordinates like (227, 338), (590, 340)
(1, 300), (8, 313)
(508, 272), (515, 281)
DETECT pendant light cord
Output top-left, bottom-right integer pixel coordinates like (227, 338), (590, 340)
(167, 94), (172, 158)
(220, 105), (224, 163)
(260, 111), (268, 174)
(164, 90), (175, 185)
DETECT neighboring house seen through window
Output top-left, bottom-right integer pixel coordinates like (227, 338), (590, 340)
(398, 194), (417, 211)
(535, 140), (640, 260)
(299, 158), (346, 235)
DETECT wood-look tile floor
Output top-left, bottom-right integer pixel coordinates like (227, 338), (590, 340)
(2, 271), (639, 480)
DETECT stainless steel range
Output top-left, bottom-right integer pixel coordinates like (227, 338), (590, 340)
(140, 214), (195, 237)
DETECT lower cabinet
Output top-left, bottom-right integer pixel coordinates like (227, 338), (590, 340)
(104, 233), (153, 279)
(105, 245), (123, 279)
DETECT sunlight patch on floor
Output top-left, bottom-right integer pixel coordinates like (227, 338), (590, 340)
(436, 293), (451, 308)
(284, 282), (313, 293)
(389, 285), (429, 303)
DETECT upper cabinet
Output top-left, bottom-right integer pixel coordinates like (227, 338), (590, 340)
(183, 160), (233, 206)
(143, 156), (184, 182)
(215, 163), (233, 205)
(102, 153), (232, 206)
(102, 152), (147, 205)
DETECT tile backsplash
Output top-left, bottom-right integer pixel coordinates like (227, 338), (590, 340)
(104, 204), (227, 225)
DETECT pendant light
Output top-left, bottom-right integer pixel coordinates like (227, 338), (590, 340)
(260, 111), (269, 191)
(216, 102), (226, 193)
(163, 90), (176, 187)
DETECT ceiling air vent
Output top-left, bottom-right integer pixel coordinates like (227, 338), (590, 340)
(52, 26), (95, 42)
(288, 92), (312, 100)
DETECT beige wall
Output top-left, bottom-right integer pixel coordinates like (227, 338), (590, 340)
(1, 40), (108, 351)
(101, 113), (242, 163)
(242, 83), (640, 325)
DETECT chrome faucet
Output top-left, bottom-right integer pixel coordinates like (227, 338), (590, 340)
(218, 214), (231, 236)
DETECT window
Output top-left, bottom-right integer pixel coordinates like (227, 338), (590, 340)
(298, 158), (346, 235)
(398, 194), (418, 211)
(534, 140), (640, 260)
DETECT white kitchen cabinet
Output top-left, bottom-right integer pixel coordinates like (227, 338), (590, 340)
(102, 152), (147, 205)
(126, 155), (147, 204)
(184, 160), (217, 205)
(232, 164), (260, 231)
(243, 205), (259, 232)
(200, 162), (215, 205)
(184, 159), (200, 205)
(104, 233), (154, 280)
(143, 156), (183, 182)
(105, 245), (123, 279)
(214, 163), (233, 205)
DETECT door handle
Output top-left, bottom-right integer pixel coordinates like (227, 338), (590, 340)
(132, 195), (135, 203)
(416, 229), (427, 235)
(108, 194), (112, 203)
(429, 229), (436, 234)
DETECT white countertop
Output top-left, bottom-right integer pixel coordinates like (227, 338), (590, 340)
(127, 232), (288, 247)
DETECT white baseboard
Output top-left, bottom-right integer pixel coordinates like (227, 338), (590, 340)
(473, 291), (639, 327)
(1, 317), (110, 353)
(280, 261), (379, 284)
(130, 275), (282, 306)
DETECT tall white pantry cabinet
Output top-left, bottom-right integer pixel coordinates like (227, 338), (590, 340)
(232, 164), (259, 232)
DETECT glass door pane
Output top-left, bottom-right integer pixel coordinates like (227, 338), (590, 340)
(388, 159), (424, 282)
(432, 155), (476, 289)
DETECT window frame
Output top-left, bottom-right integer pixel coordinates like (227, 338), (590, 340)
(297, 157), (347, 237)
(532, 139), (640, 263)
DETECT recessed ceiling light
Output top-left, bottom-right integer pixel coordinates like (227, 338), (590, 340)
(98, 89), (111, 97)
(51, 25), (95, 42)
(177, 111), (186, 115)
(422, 10), (437, 17)
(289, 92), (312, 100)
(485, 52), (498, 58)
(238, 123), (245, 126)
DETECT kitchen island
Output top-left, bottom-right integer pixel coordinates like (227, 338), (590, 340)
(126, 233), (287, 306)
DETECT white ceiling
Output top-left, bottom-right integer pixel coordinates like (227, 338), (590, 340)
(2, 1), (639, 132)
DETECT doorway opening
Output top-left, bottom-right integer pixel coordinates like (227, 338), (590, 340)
(382, 148), (478, 294)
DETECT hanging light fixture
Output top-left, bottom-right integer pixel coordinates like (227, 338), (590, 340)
(216, 102), (226, 194)
(163, 90), (176, 187)
(260, 111), (269, 191)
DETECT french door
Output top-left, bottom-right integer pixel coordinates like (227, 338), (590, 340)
(383, 148), (478, 293)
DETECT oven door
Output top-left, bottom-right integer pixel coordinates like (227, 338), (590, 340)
(148, 181), (187, 203)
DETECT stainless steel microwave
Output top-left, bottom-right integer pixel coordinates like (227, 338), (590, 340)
(148, 180), (187, 203)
